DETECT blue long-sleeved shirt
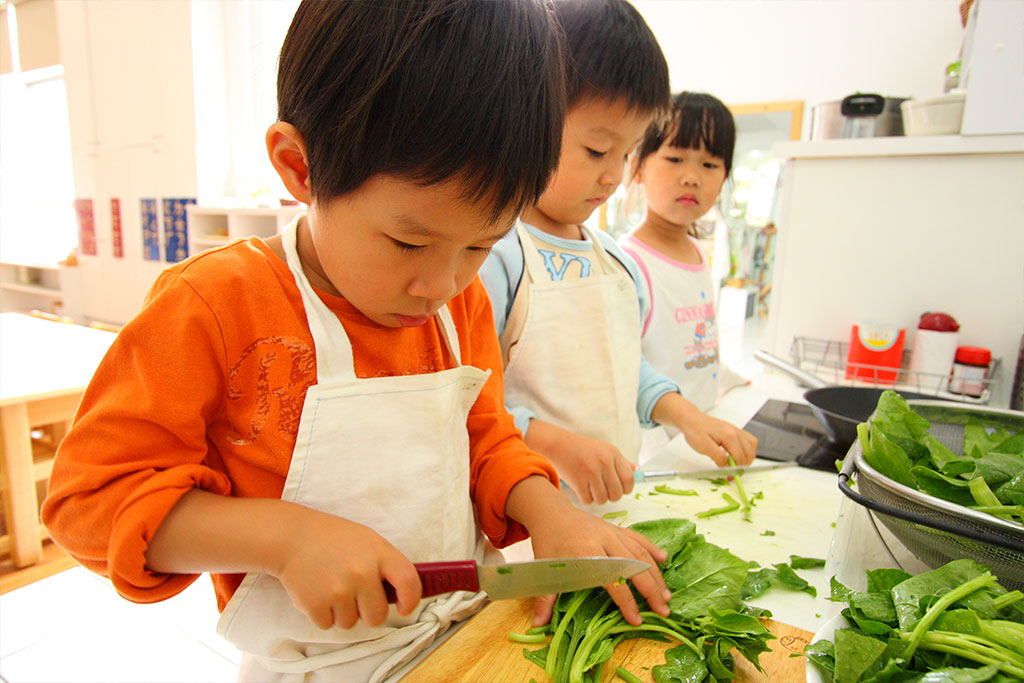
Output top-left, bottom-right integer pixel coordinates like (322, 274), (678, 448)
(478, 221), (680, 436)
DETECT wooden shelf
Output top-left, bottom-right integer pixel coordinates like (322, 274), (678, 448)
(187, 205), (303, 257)
(0, 283), (62, 299)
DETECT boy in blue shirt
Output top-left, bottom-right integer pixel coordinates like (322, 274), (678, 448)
(480, 0), (757, 508)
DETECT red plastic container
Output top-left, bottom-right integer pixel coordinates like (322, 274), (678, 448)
(846, 323), (906, 385)
(949, 346), (992, 397)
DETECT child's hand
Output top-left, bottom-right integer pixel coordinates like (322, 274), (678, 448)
(505, 477), (671, 628)
(524, 420), (635, 505)
(269, 511), (423, 630)
(652, 392), (758, 466)
(145, 491), (423, 631)
(680, 412), (758, 467)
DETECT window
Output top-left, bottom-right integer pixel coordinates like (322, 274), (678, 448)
(191, 0), (299, 206)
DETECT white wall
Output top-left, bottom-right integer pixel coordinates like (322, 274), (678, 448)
(767, 139), (1024, 407)
(636, 0), (966, 135)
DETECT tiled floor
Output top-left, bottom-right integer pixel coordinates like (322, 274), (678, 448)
(0, 316), (767, 683)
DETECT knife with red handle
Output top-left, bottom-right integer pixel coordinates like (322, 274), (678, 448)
(383, 557), (649, 602)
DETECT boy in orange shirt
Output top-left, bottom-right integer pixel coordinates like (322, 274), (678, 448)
(42, 2), (671, 681)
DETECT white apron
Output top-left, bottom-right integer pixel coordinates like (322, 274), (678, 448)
(216, 216), (493, 683)
(620, 234), (719, 414)
(501, 223), (643, 463)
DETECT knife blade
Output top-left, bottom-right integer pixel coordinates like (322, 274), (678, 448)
(634, 460), (798, 482)
(383, 557), (650, 602)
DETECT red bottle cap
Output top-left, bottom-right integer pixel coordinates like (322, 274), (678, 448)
(918, 312), (959, 332)
(955, 346), (991, 366)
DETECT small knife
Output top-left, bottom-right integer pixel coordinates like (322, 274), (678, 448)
(634, 461), (798, 483)
(383, 557), (650, 602)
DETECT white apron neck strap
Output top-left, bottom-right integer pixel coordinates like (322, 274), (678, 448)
(578, 225), (620, 272)
(516, 222), (550, 282)
(434, 304), (462, 366)
(281, 217), (356, 383)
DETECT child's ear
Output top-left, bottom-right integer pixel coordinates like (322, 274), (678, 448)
(266, 122), (312, 204)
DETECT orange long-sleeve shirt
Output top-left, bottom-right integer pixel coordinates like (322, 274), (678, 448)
(42, 236), (557, 611)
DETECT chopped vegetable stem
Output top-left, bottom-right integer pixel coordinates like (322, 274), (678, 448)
(509, 631), (548, 644)
(614, 666), (643, 683)
(912, 637), (1024, 678)
(654, 484), (697, 496)
(903, 573), (998, 659)
(968, 477), (1003, 508)
(696, 492), (740, 518)
(726, 455), (753, 520)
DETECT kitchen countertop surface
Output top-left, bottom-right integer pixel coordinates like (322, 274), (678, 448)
(600, 369), (845, 633)
(391, 369), (849, 681)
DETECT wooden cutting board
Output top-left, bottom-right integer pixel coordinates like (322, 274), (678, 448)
(401, 598), (814, 682)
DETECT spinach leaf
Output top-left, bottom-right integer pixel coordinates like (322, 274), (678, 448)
(862, 428), (918, 488)
(912, 466), (977, 507)
(865, 568), (912, 594)
(891, 559), (1008, 629)
(790, 555), (826, 569)
(664, 539), (749, 620)
(629, 518), (698, 561)
(650, 643), (707, 683)
(804, 638), (835, 675)
(833, 628), (888, 683)
(969, 452), (1024, 489)
(995, 472), (1024, 506)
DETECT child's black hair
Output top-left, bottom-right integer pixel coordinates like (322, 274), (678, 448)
(634, 92), (736, 176)
(552, 0), (669, 114)
(277, 0), (566, 221)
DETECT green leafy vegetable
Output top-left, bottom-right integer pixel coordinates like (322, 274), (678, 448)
(518, 518), (775, 683)
(856, 391), (1024, 525)
(808, 558), (1024, 682)
(742, 558), (819, 600)
(790, 555), (826, 569)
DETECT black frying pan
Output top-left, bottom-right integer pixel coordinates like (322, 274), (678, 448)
(754, 350), (931, 451)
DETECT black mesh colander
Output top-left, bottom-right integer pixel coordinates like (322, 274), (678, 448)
(837, 401), (1024, 591)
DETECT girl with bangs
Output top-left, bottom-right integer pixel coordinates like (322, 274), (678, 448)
(619, 92), (753, 425)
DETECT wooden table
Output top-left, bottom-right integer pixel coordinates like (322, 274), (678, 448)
(0, 313), (116, 566)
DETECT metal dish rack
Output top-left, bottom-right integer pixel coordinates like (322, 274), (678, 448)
(790, 336), (1003, 404)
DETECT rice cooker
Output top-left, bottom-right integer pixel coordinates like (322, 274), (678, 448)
(810, 93), (908, 140)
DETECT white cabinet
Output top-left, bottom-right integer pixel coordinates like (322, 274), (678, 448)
(765, 135), (1024, 408)
(0, 263), (83, 320)
(187, 206), (304, 256)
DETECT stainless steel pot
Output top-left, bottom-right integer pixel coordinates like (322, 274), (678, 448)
(810, 93), (908, 140)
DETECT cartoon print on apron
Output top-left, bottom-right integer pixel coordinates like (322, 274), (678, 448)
(501, 222), (643, 463)
(217, 216), (493, 682)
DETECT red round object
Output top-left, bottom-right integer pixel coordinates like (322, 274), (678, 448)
(954, 346), (991, 366)
(918, 312), (960, 332)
